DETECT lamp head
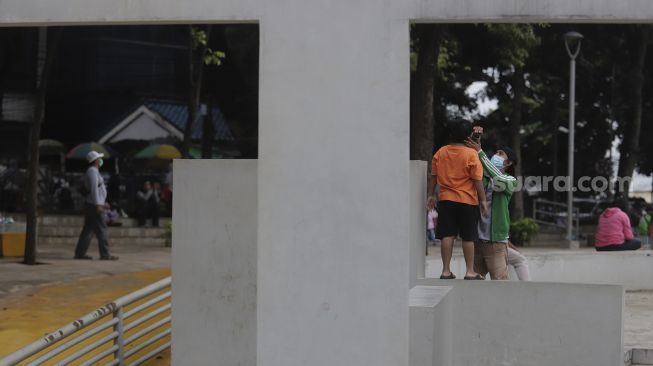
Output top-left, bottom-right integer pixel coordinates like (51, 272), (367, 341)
(564, 31), (584, 59)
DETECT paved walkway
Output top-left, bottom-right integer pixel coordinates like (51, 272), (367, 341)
(0, 243), (171, 364)
(3, 242), (652, 364)
(625, 291), (653, 349)
(0, 245), (170, 296)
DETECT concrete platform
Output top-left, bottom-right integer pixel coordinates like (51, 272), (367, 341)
(413, 279), (624, 366)
(427, 246), (653, 290)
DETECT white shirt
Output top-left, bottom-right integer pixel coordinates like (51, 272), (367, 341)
(85, 166), (107, 205)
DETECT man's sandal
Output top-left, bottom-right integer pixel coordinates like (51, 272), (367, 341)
(464, 274), (484, 280)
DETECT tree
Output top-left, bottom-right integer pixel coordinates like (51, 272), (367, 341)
(24, 28), (61, 265)
(615, 26), (650, 202)
(482, 24), (541, 219)
(183, 26), (225, 158)
(410, 25), (446, 163)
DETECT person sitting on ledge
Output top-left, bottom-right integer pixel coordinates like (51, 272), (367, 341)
(594, 201), (641, 251)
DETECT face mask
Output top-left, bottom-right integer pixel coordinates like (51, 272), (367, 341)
(490, 155), (505, 170)
(98, 159), (104, 168)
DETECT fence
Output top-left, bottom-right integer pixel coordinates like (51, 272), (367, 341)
(532, 198), (580, 239)
(0, 277), (171, 366)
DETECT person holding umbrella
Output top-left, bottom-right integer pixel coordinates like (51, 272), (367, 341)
(74, 151), (118, 260)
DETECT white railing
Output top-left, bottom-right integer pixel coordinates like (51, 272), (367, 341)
(0, 277), (171, 366)
(532, 199), (580, 239)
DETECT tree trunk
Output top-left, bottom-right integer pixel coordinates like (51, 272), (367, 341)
(202, 96), (215, 158)
(24, 28), (60, 265)
(510, 69), (525, 219)
(183, 26), (211, 157)
(410, 25), (443, 164)
(616, 26), (649, 202)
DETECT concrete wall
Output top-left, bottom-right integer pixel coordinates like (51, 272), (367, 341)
(172, 160), (257, 365)
(4, 0), (653, 24)
(415, 279), (624, 366)
(410, 161), (427, 288)
(428, 250), (653, 290)
(527, 251), (653, 290)
(3, 1), (651, 365)
(409, 286), (453, 366)
(256, 8), (410, 363)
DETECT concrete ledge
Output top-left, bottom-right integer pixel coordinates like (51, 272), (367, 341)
(428, 249), (653, 290)
(409, 285), (453, 366)
(415, 279), (624, 366)
(633, 349), (653, 365)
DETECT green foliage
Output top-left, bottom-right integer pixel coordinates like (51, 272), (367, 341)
(162, 221), (172, 247)
(191, 27), (226, 66)
(485, 24), (541, 68)
(410, 24), (652, 194)
(204, 49), (226, 66)
(510, 218), (540, 246)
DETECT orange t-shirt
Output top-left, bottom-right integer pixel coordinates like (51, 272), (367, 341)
(431, 145), (483, 206)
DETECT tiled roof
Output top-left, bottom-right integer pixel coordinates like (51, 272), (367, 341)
(144, 99), (234, 141)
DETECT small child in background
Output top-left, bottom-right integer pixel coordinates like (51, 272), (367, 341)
(427, 202), (438, 243)
(104, 202), (123, 227)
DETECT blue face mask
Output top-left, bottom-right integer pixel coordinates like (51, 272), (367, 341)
(98, 159), (104, 168)
(490, 155), (505, 170)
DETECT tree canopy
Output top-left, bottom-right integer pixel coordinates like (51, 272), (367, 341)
(411, 23), (653, 211)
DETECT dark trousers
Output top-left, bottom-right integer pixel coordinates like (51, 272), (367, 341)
(138, 201), (160, 227)
(595, 239), (642, 251)
(75, 203), (110, 258)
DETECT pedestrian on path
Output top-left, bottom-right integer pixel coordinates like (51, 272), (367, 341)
(74, 151), (118, 260)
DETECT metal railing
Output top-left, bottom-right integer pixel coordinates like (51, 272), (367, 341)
(532, 198), (580, 239)
(0, 277), (171, 366)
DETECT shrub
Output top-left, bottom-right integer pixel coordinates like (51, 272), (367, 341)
(162, 222), (172, 247)
(510, 218), (540, 246)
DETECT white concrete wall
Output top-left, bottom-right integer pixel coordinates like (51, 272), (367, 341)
(256, 8), (410, 365)
(4, 1), (652, 365)
(427, 250), (653, 290)
(409, 286), (453, 366)
(410, 161), (427, 288)
(526, 251), (653, 290)
(416, 279), (624, 366)
(4, 0), (653, 24)
(172, 160), (257, 365)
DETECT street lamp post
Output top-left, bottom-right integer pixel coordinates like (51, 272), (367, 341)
(564, 31), (583, 247)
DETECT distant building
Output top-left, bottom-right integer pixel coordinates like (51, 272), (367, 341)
(98, 99), (239, 156)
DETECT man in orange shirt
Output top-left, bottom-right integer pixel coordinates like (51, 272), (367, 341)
(428, 119), (488, 280)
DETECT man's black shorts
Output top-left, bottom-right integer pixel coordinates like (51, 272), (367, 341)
(435, 200), (479, 241)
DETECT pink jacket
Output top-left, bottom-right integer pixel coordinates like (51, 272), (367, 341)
(594, 207), (634, 247)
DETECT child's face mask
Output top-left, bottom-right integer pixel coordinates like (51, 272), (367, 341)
(98, 159), (104, 168)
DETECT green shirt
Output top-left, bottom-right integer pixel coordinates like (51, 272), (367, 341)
(638, 214), (651, 236)
(477, 150), (517, 242)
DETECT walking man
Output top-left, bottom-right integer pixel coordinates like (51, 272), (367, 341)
(74, 151), (118, 260)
